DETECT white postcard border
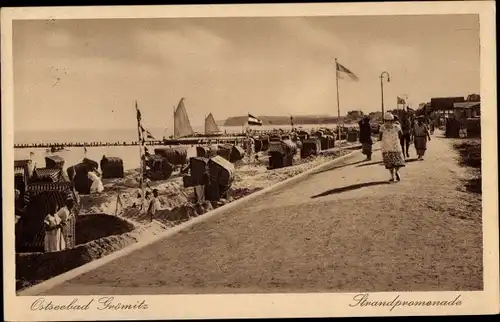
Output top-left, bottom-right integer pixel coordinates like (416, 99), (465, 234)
(2, 1), (498, 320)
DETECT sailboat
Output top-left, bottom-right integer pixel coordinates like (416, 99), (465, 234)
(204, 113), (221, 136)
(173, 98), (195, 139)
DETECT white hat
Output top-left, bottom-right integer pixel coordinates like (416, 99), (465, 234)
(383, 112), (394, 121)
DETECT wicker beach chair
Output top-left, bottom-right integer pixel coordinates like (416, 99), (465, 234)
(45, 155), (65, 169)
(17, 182), (78, 253)
(101, 156), (124, 179)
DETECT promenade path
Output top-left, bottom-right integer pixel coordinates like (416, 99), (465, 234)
(41, 132), (482, 295)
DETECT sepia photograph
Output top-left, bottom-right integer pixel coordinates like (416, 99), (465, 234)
(2, 2), (498, 320)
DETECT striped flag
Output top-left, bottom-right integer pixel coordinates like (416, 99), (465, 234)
(336, 61), (359, 81)
(248, 114), (263, 126)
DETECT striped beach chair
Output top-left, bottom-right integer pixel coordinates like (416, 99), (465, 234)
(18, 182), (78, 252)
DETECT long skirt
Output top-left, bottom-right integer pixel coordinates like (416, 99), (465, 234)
(382, 151), (405, 169)
(414, 136), (428, 156)
(44, 228), (66, 252)
(361, 142), (372, 155)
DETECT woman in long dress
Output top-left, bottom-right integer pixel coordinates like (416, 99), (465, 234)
(358, 116), (373, 160)
(379, 112), (405, 181)
(44, 203), (71, 252)
(413, 116), (432, 160)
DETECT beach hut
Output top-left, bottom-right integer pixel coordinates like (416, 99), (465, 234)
(154, 147), (188, 166)
(196, 145), (218, 158)
(216, 144), (232, 161)
(16, 181), (78, 253)
(45, 155), (65, 169)
(259, 136), (270, 152)
(100, 156), (124, 179)
(186, 157), (210, 187)
(82, 158), (99, 171)
(346, 130), (359, 143)
(31, 167), (65, 183)
(251, 136), (270, 153)
(14, 159), (34, 179)
(229, 145), (245, 163)
(15, 166), (27, 208)
(206, 156), (235, 201)
(320, 134), (336, 150)
(67, 163), (94, 194)
(297, 131), (308, 142)
(268, 139), (297, 169)
(301, 138), (321, 159)
(251, 137), (262, 153)
(145, 155), (174, 181)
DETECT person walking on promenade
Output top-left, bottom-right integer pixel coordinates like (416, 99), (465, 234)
(400, 112), (412, 158)
(413, 116), (432, 160)
(358, 116), (373, 161)
(429, 117), (436, 135)
(379, 112), (405, 182)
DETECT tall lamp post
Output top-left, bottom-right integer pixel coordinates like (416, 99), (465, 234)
(380, 71), (390, 118)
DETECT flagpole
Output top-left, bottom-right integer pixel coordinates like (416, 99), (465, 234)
(173, 105), (176, 139)
(335, 58), (341, 141)
(136, 100), (144, 204)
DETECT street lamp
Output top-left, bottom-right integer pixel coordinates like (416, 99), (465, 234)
(380, 71), (390, 117)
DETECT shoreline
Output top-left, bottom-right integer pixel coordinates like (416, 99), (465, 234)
(16, 142), (360, 292)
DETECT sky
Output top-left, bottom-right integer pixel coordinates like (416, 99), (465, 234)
(13, 14), (480, 132)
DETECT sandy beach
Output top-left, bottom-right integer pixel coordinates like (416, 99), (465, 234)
(16, 141), (358, 291)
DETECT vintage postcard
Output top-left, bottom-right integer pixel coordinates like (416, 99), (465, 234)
(2, 1), (498, 320)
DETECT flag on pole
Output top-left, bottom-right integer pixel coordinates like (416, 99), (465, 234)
(336, 61), (359, 81)
(397, 97), (406, 105)
(145, 130), (155, 140)
(136, 101), (142, 122)
(140, 125), (156, 140)
(248, 114), (263, 126)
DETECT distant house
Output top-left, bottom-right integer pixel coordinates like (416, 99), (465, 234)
(453, 101), (481, 118)
(431, 97), (466, 119)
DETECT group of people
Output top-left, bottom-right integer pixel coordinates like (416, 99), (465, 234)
(132, 188), (162, 218)
(358, 111), (432, 182)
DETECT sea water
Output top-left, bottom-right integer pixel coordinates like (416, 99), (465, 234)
(13, 123), (351, 172)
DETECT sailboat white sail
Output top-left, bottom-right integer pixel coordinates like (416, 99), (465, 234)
(204, 113), (221, 135)
(173, 98), (194, 139)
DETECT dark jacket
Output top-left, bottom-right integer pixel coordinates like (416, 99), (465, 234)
(359, 119), (372, 144)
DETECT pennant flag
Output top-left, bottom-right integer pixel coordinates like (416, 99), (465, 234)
(136, 101), (142, 122)
(248, 114), (263, 126)
(146, 130), (155, 140)
(397, 97), (406, 105)
(336, 61), (359, 81)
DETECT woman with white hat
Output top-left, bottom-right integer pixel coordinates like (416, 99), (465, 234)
(379, 112), (405, 181)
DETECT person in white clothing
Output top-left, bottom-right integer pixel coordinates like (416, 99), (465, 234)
(44, 201), (72, 253)
(88, 168), (104, 193)
(379, 112), (405, 182)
